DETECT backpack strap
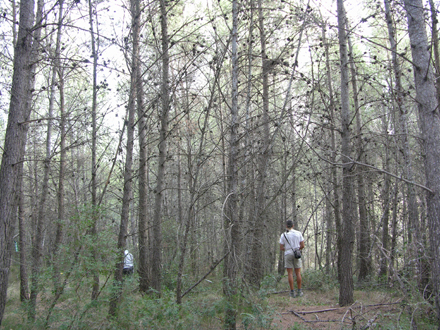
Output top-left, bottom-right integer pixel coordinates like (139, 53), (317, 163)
(283, 232), (295, 252)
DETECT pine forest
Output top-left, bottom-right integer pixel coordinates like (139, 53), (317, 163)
(0, 0), (440, 328)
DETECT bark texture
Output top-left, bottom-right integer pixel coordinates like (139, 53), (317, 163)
(337, 0), (354, 306)
(136, 0), (150, 294)
(88, 0), (100, 301)
(223, 0), (240, 328)
(0, 0), (36, 324)
(108, 0), (138, 314)
(151, 0), (171, 294)
(404, 0), (440, 325)
(248, 0), (271, 287)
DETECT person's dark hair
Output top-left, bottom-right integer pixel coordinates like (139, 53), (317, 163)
(286, 220), (293, 228)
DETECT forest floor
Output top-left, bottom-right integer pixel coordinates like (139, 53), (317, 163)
(267, 278), (435, 329)
(3, 270), (437, 329)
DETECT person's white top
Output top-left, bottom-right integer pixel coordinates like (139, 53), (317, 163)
(279, 229), (304, 256)
(124, 250), (133, 268)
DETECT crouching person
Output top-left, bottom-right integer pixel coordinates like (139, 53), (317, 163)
(123, 250), (134, 275)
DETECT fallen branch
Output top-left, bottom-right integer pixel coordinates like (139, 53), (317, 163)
(282, 300), (401, 317)
(282, 307), (340, 315)
(291, 311), (307, 322)
(359, 300), (402, 308)
(286, 310), (348, 324)
(342, 304), (356, 323)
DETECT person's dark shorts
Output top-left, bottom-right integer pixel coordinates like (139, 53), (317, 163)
(123, 267), (134, 275)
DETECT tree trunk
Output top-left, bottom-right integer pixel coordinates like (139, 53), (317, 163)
(378, 105), (391, 278)
(223, 0), (240, 328)
(337, 0), (354, 306)
(428, 0), (440, 106)
(242, 0), (256, 280)
(404, 0), (440, 325)
(88, 0), (100, 301)
(0, 0), (36, 324)
(18, 166), (29, 302)
(176, 42), (225, 303)
(53, 64), (65, 294)
(136, 0), (150, 294)
(323, 21), (341, 280)
(384, 0), (420, 282)
(248, 0), (271, 287)
(151, 0), (171, 294)
(28, 0), (46, 321)
(390, 179), (399, 278)
(51, 0), (65, 296)
(31, 0), (65, 311)
(108, 3), (137, 311)
(347, 31), (371, 281)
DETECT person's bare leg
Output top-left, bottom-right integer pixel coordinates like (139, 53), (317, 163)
(294, 268), (302, 289)
(287, 268), (294, 290)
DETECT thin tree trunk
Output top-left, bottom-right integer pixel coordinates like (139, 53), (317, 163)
(347, 30), (371, 281)
(18, 165), (29, 302)
(28, 0), (48, 320)
(378, 105), (391, 278)
(136, 0), (149, 294)
(14, 0), (29, 303)
(384, 0), (419, 253)
(404, 0), (440, 326)
(390, 179), (399, 278)
(12, 0), (17, 45)
(223, 0), (240, 327)
(137, 90), (149, 289)
(323, 21), (342, 281)
(88, 0), (100, 301)
(242, 0), (256, 280)
(248, 0), (271, 287)
(176, 44), (226, 304)
(44, 0), (64, 296)
(385, 0), (421, 291)
(428, 0), (440, 106)
(108, 3), (137, 311)
(53, 63), (65, 294)
(337, 0), (354, 306)
(175, 73), (193, 302)
(278, 150), (287, 277)
(324, 172), (333, 274)
(151, 0), (171, 294)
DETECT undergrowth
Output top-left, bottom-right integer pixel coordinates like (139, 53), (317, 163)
(2, 268), (438, 329)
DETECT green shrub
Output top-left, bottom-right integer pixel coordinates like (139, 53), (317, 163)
(302, 269), (338, 291)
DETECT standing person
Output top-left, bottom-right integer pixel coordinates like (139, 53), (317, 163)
(123, 250), (134, 275)
(280, 220), (305, 298)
